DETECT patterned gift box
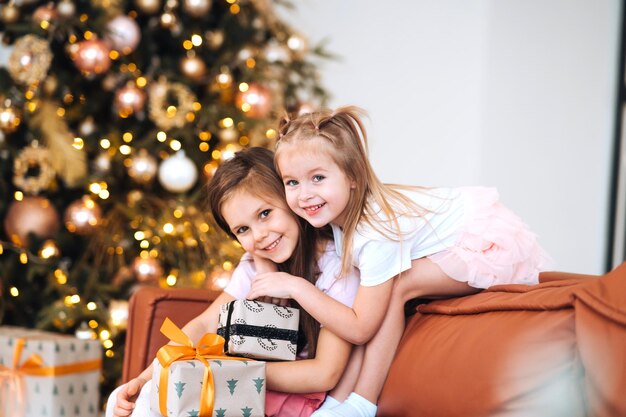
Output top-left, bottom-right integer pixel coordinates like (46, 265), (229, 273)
(217, 300), (299, 361)
(0, 326), (102, 417)
(150, 318), (265, 417)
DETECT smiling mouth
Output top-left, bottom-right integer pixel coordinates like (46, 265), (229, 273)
(263, 236), (282, 251)
(303, 203), (325, 214)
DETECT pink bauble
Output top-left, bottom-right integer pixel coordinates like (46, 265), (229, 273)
(3, 197), (60, 246)
(115, 84), (146, 115)
(33, 4), (57, 23)
(106, 15), (141, 54)
(64, 197), (102, 235)
(235, 83), (272, 119)
(72, 39), (112, 75)
(131, 257), (164, 282)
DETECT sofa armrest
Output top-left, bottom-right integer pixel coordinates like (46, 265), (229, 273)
(121, 286), (221, 382)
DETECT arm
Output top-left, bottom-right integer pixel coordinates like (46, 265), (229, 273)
(248, 273), (393, 345)
(112, 291), (236, 417)
(265, 327), (353, 393)
(180, 291), (236, 342)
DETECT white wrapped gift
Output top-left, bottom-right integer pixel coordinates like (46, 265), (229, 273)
(0, 326), (102, 417)
(217, 300), (299, 361)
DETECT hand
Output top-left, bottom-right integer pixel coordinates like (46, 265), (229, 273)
(247, 271), (299, 301)
(112, 377), (147, 417)
(252, 255), (277, 275)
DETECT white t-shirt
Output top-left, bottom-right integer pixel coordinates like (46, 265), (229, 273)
(331, 187), (469, 287)
(224, 241), (360, 308)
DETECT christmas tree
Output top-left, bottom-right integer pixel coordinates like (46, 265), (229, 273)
(0, 0), (328, 399)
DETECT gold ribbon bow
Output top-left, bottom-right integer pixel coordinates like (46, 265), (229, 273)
(157, 318), (250, 417)
(0, 337), (101, 417)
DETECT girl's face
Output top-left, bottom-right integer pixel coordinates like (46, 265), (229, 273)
(277, 142), (354, 228)
(221, 189), (300, 264)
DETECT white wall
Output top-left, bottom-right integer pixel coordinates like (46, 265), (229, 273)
(280, 0), (621, 274)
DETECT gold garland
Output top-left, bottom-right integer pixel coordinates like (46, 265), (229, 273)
(13, 144), (56, 194)
(148, 78), (197, 130)
(8, 35), (53, 86)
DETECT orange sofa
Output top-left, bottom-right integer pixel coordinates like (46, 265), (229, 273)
(122, 265), (626, 417)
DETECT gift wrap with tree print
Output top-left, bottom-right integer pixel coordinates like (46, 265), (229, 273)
(217, 300), (299, 361)
(150, 357), (266, 417)
(0, 326), (102, 417)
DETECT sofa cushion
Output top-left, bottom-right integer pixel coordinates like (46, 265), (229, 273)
(378, 266), (626, 417)
(574, 264), (626, 417)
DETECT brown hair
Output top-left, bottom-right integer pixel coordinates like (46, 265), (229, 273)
(275, 106), (428, 277)
(206, 147), (321, 357)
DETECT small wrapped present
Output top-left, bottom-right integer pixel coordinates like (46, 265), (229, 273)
(150, 318), (265, 417)
(0, 326), (102, 417)
(217, 300), (299, 361)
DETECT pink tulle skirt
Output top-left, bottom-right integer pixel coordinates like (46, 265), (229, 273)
(428, 187), (552, 289)
(265, 390), (326, 417)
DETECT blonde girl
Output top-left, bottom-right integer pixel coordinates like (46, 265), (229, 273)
(107, 147), (359, 417)
(247, 107), (551, 417)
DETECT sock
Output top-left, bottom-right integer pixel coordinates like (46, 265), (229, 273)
(311, 393), (377, 417)
(318, 395), (341, 410)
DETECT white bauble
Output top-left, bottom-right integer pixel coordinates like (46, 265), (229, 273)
(106, 15), (141, 54)
(158, 151), (198, 193)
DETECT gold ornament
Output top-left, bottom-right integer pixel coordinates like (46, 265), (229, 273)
(64, 197), (102, 235)
(93, 152), (112, 173)
(287, 33), (308, 57)
(206, 266), (232, 291)
(235, 83), (272, 119)
(136, 0), (161, 14)
(72, 39), (112, 75)
(217, 126), (238, 142)
(159, 11), (177, 29)
(127, 149), (158, 183)
(205, 30), (224, 49)
(148, 78), (197, 130)
(203, 160), (219, 180)
(1, 3), (20, 23)
(182, 0), (211, 17)
(115, 83), (146, 116)
(8, 35), (53, 86)
(13, 144), (56, 194)
(216, 143), (242, 161)
(132, 256), (164, 282)
(109, 299), (129, 329)
(39, 239), (61, 259)
(43, 75), (59, 95)
(4, 196), (60, 246)
(180, 54), (206, 81)
(78, 116), (97, 136)
(0, 100), (21, 133)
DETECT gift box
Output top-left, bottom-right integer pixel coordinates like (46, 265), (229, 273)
(0, 326), (102, 417)
(150, 318), (266, 417)
(217, 300), (299, 361)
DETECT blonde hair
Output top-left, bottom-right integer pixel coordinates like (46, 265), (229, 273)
(275, 106), (427, 277)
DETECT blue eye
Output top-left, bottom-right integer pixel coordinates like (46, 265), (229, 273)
(260, 209), (271, 219)
(235, 226), (249, 234)
(285, 179), (298, 186)
(312, 175), (325, 182)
